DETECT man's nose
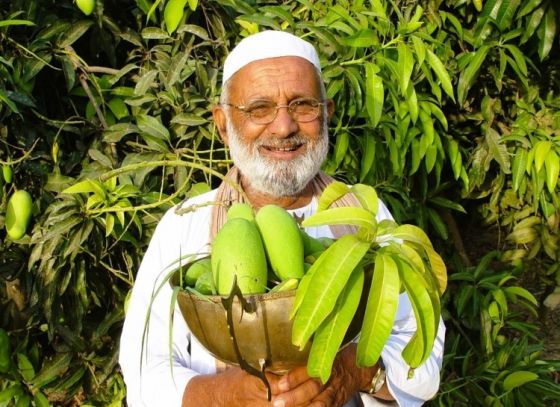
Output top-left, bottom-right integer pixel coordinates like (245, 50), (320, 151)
(267, 106), (299, 137)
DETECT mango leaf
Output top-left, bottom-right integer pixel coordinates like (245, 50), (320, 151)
(365, 62), (384, 127)
(350, 184), (378, 215)
(391, 224), (433, 249)
(29, 352), (72, 389)
(406, 83), (419, 123)
(57, 20), (93, 47)
(537, 7), (557, 60)
(425, 246), (448, 295)
(457, 46), (490, 105)
(411, 35), (426, 65)
(166, 50), (190, 87)
(316, 181), (351, 211)
(334, 131), (349, 166)
(517, 0), (543, 18)
(0, 19), (35, 27)
(486, 127), (510, 173)
(521, 5), (545, 44)
(134, 70), (158, 96)
(511, 148), (528, 191)
(302, 207), (377, 233)
(503, 371), (539, 391)
(290, 253), (323, 319)
(170, 113), (208, 126)
(397, 42), (414, 96)
(357, 250), (400, 366)
(292, 235), (370, 348)
(400, 261), (437, 367)
(544, 149), (559, 193)
(62, 179), (105, 197)
(307, 268), (364, 383)
(137, 114), (170, 141)
(344, 29), (378, 47)
(17, 353), (35, 381)
(534, 140), (551, 172)
(359, 134), (376, 182)
(494, 0), (521, 31)
(426, 49), (454, 101)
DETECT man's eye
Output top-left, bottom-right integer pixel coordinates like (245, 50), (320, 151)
(246, 103), (274, 116)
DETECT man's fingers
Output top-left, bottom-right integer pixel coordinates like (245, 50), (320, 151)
(278, 366), (314, 391)
(271, 378), (322, 407)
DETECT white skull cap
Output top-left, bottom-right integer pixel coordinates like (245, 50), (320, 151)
(222, 30), (321, 85)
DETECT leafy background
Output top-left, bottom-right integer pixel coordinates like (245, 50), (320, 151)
(0, 0), (559, 405)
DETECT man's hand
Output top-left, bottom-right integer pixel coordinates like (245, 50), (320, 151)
(183, 366), (283, 406)
(271, 343), (377, 407)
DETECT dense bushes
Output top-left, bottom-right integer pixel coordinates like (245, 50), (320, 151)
(0, 0), (559, 405)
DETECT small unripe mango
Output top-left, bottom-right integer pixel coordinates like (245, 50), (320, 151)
(184, 257), (212, 287)
(255, 205), (304, 281)
(6, 190), (33, 240)
(194, 271), (215, 295)
(76, 0), (95, 16)
(211, 218), (267, 295)
(227, 202), (254, 221)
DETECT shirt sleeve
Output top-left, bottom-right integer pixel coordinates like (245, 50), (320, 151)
(119, 205), (211, 407)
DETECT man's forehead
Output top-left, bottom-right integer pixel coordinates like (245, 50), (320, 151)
(222, 30), (321, 85)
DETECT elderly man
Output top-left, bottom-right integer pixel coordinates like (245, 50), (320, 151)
(119, 30), (445, 407)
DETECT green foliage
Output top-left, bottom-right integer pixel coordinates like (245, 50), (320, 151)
(0, 0), (559, 405)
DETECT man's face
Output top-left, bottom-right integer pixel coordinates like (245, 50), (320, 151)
(217, 56), (332, 197)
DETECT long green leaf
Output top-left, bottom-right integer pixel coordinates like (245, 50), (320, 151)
(292, 235), (370, 348)
(137, 114), (170, 141)
(400, 260), (437, 368)
(503, 371), (539, 391)
(359, 134), (376, 182)
(425, 246), (447, 295)
(0, 19), (35, 27)
(537, 7), (556, 60)
(397, 42), (414, 96)
(57, 20), (93, 47)
(307, 268), (364, 383)
(511, 148), (528, 191)
(544, 149), (559, 192)
(302, 207), (377, 233)
(391, 224), (433, 249)
(486, 127), (510, 173)
(317, 181), (351, 211)
(521, 5), (545, 44)
(457, 46), (490, 105)
(350, 184), (378, 215)
(426, 49), (454, 101)
(495, 0), (521, 31)
(365, 62), (384, 127)
(356, 251), (400, 367)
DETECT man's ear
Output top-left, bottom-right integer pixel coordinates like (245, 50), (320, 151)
(212, 105), (229, 146)
(326, 99), (335, 122)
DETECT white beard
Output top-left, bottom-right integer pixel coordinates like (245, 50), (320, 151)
(226, 118), (329, 197)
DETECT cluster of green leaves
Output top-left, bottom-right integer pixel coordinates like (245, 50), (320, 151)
(291, 181), (446, 383)
(436, 251), (560, 406)
(0, 0), (559, 405)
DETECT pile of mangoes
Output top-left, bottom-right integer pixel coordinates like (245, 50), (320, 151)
(181, 203), (332, 296)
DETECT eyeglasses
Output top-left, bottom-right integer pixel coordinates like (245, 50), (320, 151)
(223, 98), (325, 125)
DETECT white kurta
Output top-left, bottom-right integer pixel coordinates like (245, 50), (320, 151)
(119, 189), (446, 406)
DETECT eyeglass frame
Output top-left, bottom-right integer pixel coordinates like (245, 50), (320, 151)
(221, 97), (326, 125)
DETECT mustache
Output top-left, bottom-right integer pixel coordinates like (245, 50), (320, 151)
(254, 135), (309, 149)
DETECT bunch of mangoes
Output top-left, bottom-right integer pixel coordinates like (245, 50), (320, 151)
(181, 203), (331, 296)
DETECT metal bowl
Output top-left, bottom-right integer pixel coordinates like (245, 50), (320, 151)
(171, 265), (366, 373)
